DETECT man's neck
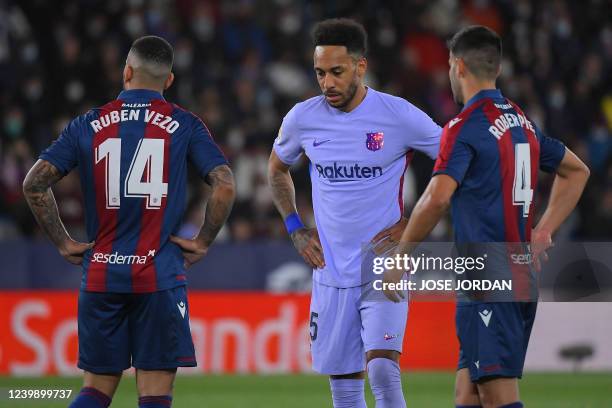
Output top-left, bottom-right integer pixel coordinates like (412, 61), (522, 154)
(341, 84), (367, 113)
(462, 81), (497, 106)
(124, 82), (164, 94)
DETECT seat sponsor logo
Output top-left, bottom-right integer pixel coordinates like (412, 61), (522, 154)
(510, 253), (533, 265)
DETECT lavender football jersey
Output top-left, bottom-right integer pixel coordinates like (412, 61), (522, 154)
(274, 88), (441, 288)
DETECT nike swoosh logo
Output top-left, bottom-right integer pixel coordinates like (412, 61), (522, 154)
(313, 139), (331, 147)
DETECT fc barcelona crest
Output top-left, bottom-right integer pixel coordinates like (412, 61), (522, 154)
(366, 132), (384, 151)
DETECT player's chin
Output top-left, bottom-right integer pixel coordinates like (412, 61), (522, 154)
(325, 95), (346, 108)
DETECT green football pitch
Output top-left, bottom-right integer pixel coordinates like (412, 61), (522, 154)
(0, 372), (610, 407)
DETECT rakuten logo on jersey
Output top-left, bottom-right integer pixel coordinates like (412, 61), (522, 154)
(314, 162), (383, 182)
(91, 250), (155, 265)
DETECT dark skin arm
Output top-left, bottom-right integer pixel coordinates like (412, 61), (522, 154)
(383, 174), (457, 302)
(170, 164), (236, 267)
(371, 217), (408, 255)
(268, 150), (325, 269)
(22, 159), (94, 265)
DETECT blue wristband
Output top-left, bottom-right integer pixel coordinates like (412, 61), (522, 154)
(284, 213), (305, 235)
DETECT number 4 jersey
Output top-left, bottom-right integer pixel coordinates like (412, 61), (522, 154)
(40, 89), (228, 293)
(433, 89), (566, 244)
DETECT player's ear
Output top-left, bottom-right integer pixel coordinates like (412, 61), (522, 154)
(456, 57), (467, 79)
(164, 72), (175, 90)
(356, 57), (367, 77)
(123, 65), (133, 85)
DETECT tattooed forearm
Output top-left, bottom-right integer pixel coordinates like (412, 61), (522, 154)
(22, 160), (70, 249)
(200, 164), (236, 246)
(268, 165), (298, 219)
(267, 150), (301, 220)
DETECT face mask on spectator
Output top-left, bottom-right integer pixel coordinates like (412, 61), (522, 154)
(4, 117), (23, 139)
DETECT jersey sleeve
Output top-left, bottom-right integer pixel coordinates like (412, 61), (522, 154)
(39, 117), (82, 175)
(273, 105), (303, 165)
(188, 118), (228, 179)
(535, 124), (565, 173)
(432, 121), (474, 185)
(401, 101), (442, 160)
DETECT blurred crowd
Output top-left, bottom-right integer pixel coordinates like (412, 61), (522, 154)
(0, 0), (611, 243)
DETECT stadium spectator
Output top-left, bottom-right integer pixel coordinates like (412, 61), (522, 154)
(1, 0), (610, 241)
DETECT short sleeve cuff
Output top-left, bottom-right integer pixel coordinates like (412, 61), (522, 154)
(273, 145), (302, 166)
(39, 153), (70, 175)
(541, 146), (566, 173)
(432, 168), (463, 186)
(198, 157), (229, 179)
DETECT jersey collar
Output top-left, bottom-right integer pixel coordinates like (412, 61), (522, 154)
(117, 89), (165, 101)
(462, 88), (502, 111)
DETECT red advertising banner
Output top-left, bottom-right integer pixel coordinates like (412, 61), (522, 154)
(0, 292), (458, 375)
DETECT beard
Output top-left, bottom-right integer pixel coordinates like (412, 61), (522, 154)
(328, 79), (359, 110)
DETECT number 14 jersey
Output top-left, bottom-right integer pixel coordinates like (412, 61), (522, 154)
(40, 89), (227, 293)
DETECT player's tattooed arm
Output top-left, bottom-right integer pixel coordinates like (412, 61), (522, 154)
(171, 164), (235, 268)
(268, 150), (325, 268)
(22, 160), (67, 246)
(267, 150), (298, 218)
(22, 160), (93, 265)
(200, 164), (235, 246)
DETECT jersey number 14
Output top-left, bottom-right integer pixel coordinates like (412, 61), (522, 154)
(513, 143), (533, 218)
(95, 138), (168, 209)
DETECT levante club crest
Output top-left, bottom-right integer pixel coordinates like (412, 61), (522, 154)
(366, 132), (384, 151)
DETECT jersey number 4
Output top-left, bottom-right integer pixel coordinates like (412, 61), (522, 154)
(95, 138), (168, 209)
(513, 143), (533, 218)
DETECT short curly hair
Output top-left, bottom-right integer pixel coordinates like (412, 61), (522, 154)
(312, 18), (367, 57)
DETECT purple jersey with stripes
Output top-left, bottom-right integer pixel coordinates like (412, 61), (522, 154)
(274, 88), (441, 287)
(433, 89), (566, 244)
(40, 89), (227, 293)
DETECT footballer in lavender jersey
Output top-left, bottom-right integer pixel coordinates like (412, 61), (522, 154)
(274, 86), (441, 288)
(268, 18), (442, 408)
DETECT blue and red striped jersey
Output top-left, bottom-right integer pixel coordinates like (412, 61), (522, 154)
(40, 89), (228, 293)
(433, 89), (565, 244)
